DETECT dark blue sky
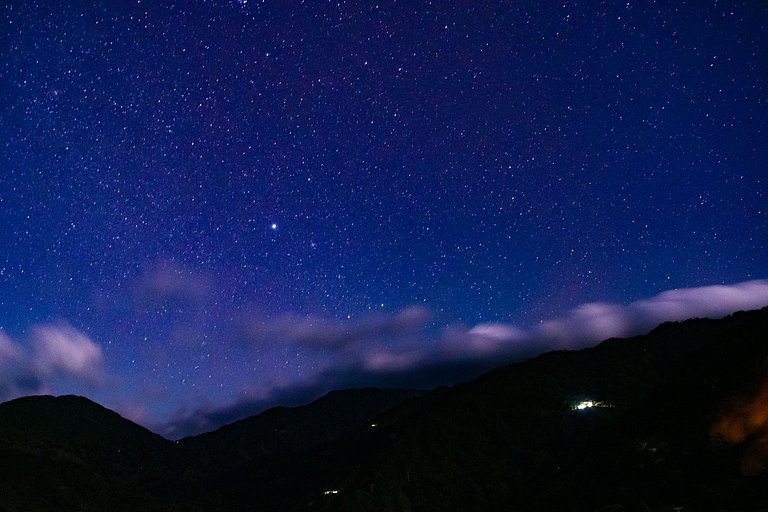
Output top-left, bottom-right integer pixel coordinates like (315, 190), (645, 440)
(1, 0), (766, 437)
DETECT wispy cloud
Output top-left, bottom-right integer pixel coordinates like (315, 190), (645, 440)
(0, 332), (23, 364)
(237, 305), (433, 350)
(0, 332), (40, 400)
(30, 324), (105, 384)
(0, 323), (106, 402)
(8, 279), (765, 439)
(160, 280), (768, 437)
(531, 279), (768, 349)
(133, 260), (213, 307)
(453, 280), (768, 352)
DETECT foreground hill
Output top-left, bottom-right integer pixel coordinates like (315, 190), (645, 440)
(177, 387), (424, 509)
(309, 308), (768, 511)
(1, 307), (767, 510)
(0, 388), (420, 511)
(0, 394), (180, 511)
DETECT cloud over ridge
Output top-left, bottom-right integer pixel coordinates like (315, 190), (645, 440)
(0, 323), (106, 402)
(161, 279), (768, 438)
(3, 279), (767, 438)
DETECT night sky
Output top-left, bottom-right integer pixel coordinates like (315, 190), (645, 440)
(1, 1), (766, 437)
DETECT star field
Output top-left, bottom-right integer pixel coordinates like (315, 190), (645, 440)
(1, 1), (766, 436)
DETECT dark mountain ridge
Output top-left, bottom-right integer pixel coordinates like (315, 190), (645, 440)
(0, 394), (182, 511)
(1, 307), (767, 511)
(181, 387), (423, 461)
(336, 307), (768, 511)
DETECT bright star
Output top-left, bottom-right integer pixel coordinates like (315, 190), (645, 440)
(271, 223), (277, 230)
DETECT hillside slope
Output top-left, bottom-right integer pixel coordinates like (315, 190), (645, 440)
(0, 395), (181, 511)
(306, 308), (768, 511)
(0, 308), (766, 511)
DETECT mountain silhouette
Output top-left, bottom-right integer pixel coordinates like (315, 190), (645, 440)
(0, 394), (180, 511)
(1, 307), (767, 511)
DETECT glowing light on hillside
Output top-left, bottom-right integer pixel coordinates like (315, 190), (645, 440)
(571, 400), (613, 411)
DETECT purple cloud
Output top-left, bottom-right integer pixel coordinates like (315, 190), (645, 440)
(133, 260), (212, 306)
(462, 280), (768, 351)
(533, 279), (768, 349)
(0, 332), (23, 365)
(363, 349), (425, 372)
(535, 302), (631, 347)
(630, 280), (768, 326)
(30, 323), (105, 384)
(0, 324), (106, 402)
(156, 280), (768, 437)
(239, 305), (433, 350)
(345, 280), (768, 376)
(0, 332), (39, 400)
(241, 313), (353, 348)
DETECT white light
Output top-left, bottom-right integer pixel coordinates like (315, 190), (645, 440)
(323, 490), (340, 495)
(271, 223), (277, 230)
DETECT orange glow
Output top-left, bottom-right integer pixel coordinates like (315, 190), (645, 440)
(712, 383), (768, 476)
